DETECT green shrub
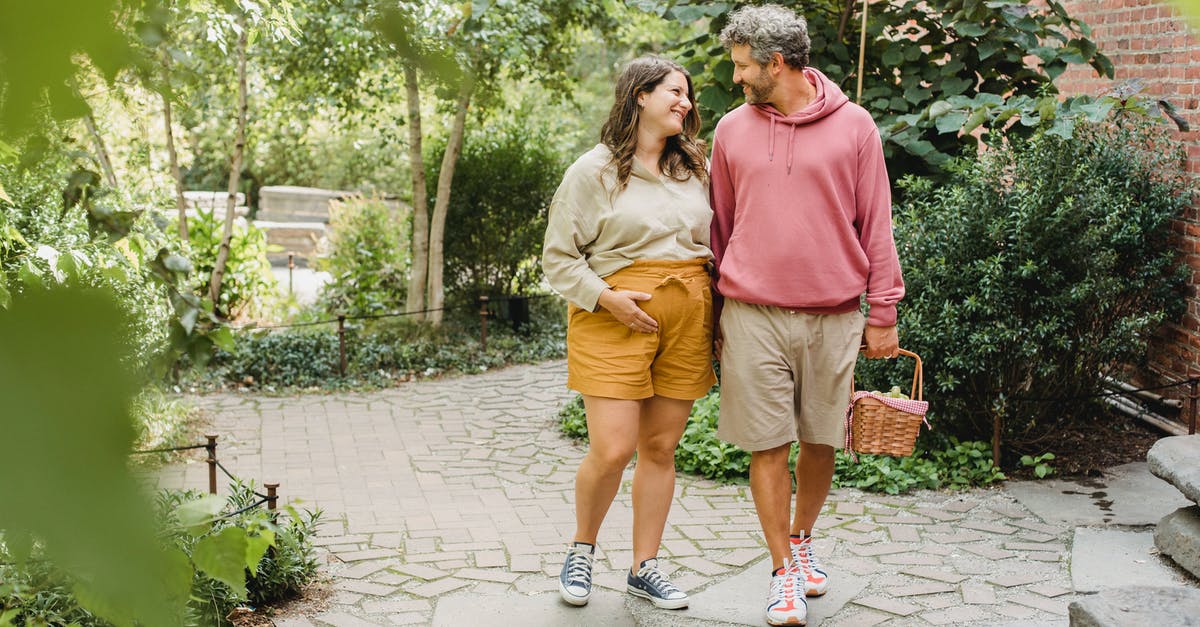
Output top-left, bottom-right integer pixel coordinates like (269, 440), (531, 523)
(0, 483), (321, 627)
(863, 116), (1192, 449)
(156, 483), (322, 626)
(429, 113), (563, 304)
(181, 209), (278, 321)
(204, 296), (566, 389)
(558, 389), (1005, 493)
(315, 195), (410, 317)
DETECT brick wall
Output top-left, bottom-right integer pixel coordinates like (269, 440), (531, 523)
(1054, 1), (1200, 420)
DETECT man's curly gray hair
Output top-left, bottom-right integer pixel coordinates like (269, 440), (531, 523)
(719, 4), (811, 70)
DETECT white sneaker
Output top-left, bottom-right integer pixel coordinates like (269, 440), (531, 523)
(765, 562), (807, 625)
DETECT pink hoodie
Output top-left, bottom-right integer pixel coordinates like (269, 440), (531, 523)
(710, 67), (904, 327)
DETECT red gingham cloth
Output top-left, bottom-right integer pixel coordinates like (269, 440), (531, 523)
(843, 391), (930, 457)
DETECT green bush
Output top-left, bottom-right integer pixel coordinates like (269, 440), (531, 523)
(155, 484), (322, 624)
(181, 209), (278, 321)
(204, 296), (566, 389)
(315, 195), (410, 317)
(863, 116), (1192, 449)
(429, 113), (563, 304)
(558, 389), (1006, 493)
(0, 483), (321, 627)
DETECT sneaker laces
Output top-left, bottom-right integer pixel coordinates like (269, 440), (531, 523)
(792, 539), (823, 576)
(769, 566), (800, 602)
(638, 563), (681, 596)
(565, 548), (593, 586)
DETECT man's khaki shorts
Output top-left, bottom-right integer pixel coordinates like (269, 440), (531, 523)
(717, 299), (865, 450)
(566, 259), (716, 401)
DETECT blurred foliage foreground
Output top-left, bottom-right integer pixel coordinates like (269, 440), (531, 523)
(0, 289), (319, 626)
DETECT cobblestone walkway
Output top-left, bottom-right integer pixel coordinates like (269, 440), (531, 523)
(162, 361), (1077, 626)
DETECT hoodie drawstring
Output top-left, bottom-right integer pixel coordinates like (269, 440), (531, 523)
(768, 116), (776, 164)
(786, 124), (796, 175)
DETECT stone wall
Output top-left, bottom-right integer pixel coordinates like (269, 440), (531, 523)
(1054, 0), (1200, 418)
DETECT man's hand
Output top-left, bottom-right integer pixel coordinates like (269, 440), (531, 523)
(863, 324), (899, 359)
(598, 288), (658, 333)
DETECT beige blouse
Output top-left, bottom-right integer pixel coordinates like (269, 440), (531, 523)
(542, 144), (713, 311)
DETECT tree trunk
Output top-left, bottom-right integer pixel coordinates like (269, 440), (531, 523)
(404, 65), (429, 319)
(162, 49), (189, 242)
(426, 74), (474, 325)
(208, 11), (249, 317)
(83, 109), (118, 189)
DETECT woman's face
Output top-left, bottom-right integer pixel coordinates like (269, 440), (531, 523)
(637, 71), (693, 139)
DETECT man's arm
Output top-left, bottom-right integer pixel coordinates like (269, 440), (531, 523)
(855, 123), (904, 358)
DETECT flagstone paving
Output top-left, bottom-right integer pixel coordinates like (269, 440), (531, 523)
(160, 361), (1094, 625)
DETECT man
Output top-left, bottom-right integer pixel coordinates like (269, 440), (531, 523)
(709, 5), (904, 625)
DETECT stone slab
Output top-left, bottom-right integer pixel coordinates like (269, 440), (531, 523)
(684, 557), (864, 626)
(1008, 462), (1191, 526)
(1148, 435), (1200, 504)
(1071, 528), (1191, 593)
(1155, 505), (1200, 578)
(1068, 586), (1200, 627)
(432, 590), (631, 626)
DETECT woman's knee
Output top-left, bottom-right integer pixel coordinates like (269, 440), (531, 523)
(587, 442), (637, 472)
(637, 437), (680, 466)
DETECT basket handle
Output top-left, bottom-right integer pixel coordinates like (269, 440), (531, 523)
(855, 347), (923, 401)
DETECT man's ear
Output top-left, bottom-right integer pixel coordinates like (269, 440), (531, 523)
(770, 52), (786, 73)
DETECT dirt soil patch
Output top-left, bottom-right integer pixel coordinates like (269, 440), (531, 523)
(1006, 410), (1174, 480)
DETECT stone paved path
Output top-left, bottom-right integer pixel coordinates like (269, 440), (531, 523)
(161, 361), (1087, 626)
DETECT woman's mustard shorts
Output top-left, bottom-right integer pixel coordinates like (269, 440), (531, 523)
(566, 259), (716, 401)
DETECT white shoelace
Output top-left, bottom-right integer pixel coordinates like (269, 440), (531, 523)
(565, 549), (592, 586)
(793, 540), (824, 575)
(769, 568), (801, 603)
(638, 565), (681, 596)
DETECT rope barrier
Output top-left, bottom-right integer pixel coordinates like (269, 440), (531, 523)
(1009, 377), (1198, 403)
(228, 293), (557, 332)
(129, 443), (209, 455)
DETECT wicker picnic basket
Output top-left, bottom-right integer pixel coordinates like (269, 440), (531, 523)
(846, 348), (929, 457)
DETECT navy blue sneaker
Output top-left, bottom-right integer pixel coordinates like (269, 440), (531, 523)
(559, 542), (594, 606)
(626, 557), (689, 609)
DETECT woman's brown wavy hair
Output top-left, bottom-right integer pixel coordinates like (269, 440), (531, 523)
(599, 55), (708, 191)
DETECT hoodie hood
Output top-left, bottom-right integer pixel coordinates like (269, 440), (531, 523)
(751, 67), (850, 174)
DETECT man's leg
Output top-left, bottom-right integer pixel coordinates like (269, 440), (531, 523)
(790, 441), (835, 536)
(749, 443), (794, 570)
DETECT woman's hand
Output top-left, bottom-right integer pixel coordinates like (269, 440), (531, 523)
(597, 288), (658, 333)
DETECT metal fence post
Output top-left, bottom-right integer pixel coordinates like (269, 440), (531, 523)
(287, 252), (294, 295)
(205, 434), (218, 495)
(337, 314), (347, 376)
(1189, 377), (1198, 435)
(479, 295), (489, 352)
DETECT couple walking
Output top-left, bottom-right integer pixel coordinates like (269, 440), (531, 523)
(541, 5), (904, 625)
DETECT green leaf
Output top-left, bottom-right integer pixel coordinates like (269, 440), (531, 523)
(208, 325), (236, 352)
(244, 528), (276, 575)
(963, 107), (991, 134)
(940, 76), (973, 97)
(953, 22), (988, 37)
(176, 494), (227, 532)
(936, 111), (970, 134)
(163, 254), (192, 273)
(882, 44), (904, 66)
(193, 526), (250, 598)
(0, 181), (10, 205)
(977, 38), (1002, 60)
(928, 100), (955, 119)
(697, 85), (734, 114)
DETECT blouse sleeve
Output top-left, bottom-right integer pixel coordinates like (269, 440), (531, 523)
(542, 167), (610, 311)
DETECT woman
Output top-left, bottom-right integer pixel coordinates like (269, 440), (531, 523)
(542, 55), (715, 611)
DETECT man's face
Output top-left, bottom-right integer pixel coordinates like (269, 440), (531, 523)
(731, 44), (776, 105)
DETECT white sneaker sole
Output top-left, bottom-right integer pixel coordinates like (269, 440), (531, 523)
(559, 581), (590, 606)
(627, 585), (689, 609)
(765, 615), (807, 626)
